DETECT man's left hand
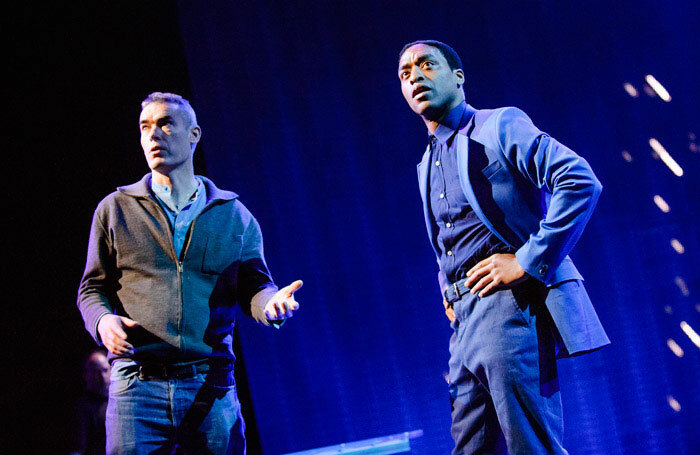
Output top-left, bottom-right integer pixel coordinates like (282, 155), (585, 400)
(264, 280), (303, 321)
(442, 285), (455, 322)
(466, 254), (528, 298)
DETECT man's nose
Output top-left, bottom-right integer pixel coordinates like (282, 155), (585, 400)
(146, 125), (162, 140)
(409, 67), (424, 84)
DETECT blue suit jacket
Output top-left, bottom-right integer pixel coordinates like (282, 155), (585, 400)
(417, 104), (609, 356)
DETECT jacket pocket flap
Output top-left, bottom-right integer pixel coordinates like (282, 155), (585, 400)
(481, 160), (503, 179)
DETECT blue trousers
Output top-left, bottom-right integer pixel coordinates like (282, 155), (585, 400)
(448, 279), (568, 455)
(106, 360), (246, 455)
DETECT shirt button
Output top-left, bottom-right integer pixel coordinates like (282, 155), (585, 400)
(440, 193), (445, 199)
(435, 161), (440, 166)
(447, 250), (453, 256)
(446, 222), (452, 228)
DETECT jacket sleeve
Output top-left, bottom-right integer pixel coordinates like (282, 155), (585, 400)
(77, 206), (116, 343)
(237, 215), (279, 325)
(493, 107), (602, 285)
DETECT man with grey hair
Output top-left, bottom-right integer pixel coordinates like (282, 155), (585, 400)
(78, 91), (302, 454)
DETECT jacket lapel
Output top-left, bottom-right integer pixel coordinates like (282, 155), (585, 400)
(417, 145), (430, 208)
(417, 146), (441, 257)
(454, 124), (512, 247)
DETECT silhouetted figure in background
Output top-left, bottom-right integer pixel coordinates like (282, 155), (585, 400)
(71, 348), (110, 455)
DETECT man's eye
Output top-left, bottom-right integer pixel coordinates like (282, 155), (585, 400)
(422, 61), (433, 68)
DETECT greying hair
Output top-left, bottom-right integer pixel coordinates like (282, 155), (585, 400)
(141, 92), (198, 126)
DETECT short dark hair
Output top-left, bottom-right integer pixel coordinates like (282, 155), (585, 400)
(399, 40), (463, 70)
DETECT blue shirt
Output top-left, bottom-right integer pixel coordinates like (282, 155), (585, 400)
(428, 102), (514, 284)
(151, 177), (207, 259)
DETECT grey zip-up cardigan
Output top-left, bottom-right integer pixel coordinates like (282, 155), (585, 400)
(78, 174), (278, 364)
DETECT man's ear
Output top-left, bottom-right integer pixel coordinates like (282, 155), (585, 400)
(454, 68), (465, 87)
(190, 125), (201, 145)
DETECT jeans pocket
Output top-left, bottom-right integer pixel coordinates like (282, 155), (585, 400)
(506, 288), (530, 326)
(109, 360), (140, 395)
(109, 375), (139, 395)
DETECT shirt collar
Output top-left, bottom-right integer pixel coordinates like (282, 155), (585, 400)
(431, 101), (473, 146)
(151, 177), (204, 213)
(119, 174), (238, 202)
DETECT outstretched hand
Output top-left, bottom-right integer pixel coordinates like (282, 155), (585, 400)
(264, 280), (303, 321)
(465, 253), (528, 298)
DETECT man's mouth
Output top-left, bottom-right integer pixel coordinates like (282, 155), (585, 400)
(412, 85), (431, 98)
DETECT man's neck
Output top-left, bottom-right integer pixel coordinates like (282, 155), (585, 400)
(151, 164), (198, 206)
(422, 97), (465, 134)
(423, 118), (442, 135)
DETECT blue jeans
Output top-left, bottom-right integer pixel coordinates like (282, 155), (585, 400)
(106, 360), (246, 455)
(448, 279), (567, 455)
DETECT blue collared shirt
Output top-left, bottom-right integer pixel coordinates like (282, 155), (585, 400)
(151, 177), (207, 258)
(428, 102), (514, 284)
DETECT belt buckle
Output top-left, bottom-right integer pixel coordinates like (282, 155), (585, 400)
(137, 364), (170, 380)
(173, 363), (199, 379)
(137, 364), (153, 380)
(453, 282), (461, 301)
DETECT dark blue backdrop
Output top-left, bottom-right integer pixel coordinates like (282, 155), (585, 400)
(174, 1), (698, 453)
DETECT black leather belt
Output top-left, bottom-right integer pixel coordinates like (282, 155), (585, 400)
(137, 361), (211, 380)
(444, 277), (471, 305)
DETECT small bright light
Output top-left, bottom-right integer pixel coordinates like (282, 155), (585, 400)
(667, 339), (684, 357)
(664, 305), (673, 315)
(645, 75), (672, 102)
(680, 321), (700, 348)
(621, 150), (633, 162)
(653, 195), (670, 213)
(670, 239), (685, 254)
(649, 138), (683, 176)
(675, 277), (690, 296)
(623, 83), (639, 98)
(667, 395), (681, 412)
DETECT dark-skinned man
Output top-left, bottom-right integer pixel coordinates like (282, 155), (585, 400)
(398, 41), (609, 454)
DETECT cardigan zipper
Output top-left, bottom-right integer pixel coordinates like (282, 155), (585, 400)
(144, 196), (218, 351)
